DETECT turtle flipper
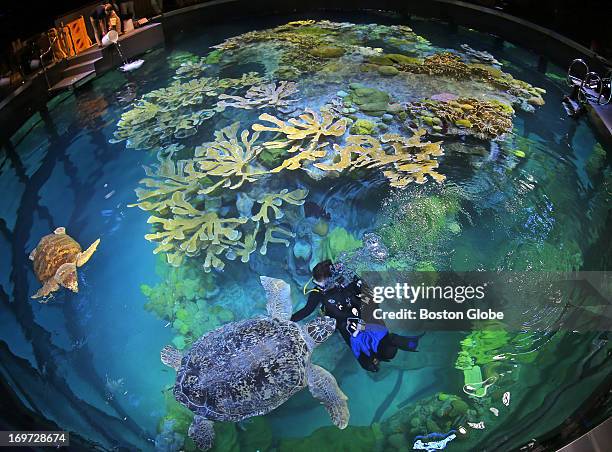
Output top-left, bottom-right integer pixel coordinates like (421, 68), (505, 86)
(188, 415), (215, 450)
(28, 247), (37, 261)
(55, 262), (78, 293)
(76, 238), (100, 267)
(306, 364), (349, 429)
(160, 345), (182, 370)
(260, 276), (293, 320)
(32, 279), (60, 300)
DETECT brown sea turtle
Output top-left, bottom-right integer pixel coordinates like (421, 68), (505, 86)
(29, 227), (100, 299)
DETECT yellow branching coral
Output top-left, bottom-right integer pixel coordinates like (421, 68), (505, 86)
(112, 72), (265, 150)
(381, 131), (445, 185)
(287, 20), (316, 26)
(315, 135), (385, 171)
(217, 81), (299, 110)
(252, 109), (348, 171)
(260, 225), (295, 255)
(129, 155), (211, 213)
(217, 72), (265, 89)
(314, 130), (445, 186)
(270, 147), (329, 172)
(229, 223), (259, 263)
(195, 122), (267, 192)
(144, 78), (220, 111)
(131, 151), (306, 269)
(251, 189), (308, 223)
(143, 191), (248, 271)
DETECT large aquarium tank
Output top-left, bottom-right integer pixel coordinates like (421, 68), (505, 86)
(1, 10), (610, 452)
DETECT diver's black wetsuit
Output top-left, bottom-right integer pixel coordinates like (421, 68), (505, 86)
(291, 276), (419, 372)
(291, 276), (363, 326)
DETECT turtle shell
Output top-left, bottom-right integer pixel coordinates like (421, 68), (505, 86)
(32, 233), (81, 283)
(174, 317), (309, 422)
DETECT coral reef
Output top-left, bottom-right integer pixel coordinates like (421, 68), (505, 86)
(253, 108), (348, 153)
(279, 425), (379, 452)
(251, 107), (445, 186)
(194, 122), (267, 192)
(111, 73), (263, 150)
(130, 147), (306, 270)
(217, 81), (299, 111)
(317, 227), (363, 261)
(370, 51), (545, 110)
(129, 154), (211, 214)
(378, 185), (462, 263)
(174, 58), (209, 79)
(145, 201), (248, 270)
(350, 118), (377, 135)
(251, 189), (308, 223)
(344, 83), (391, 117)
(406, 97), (514, 140)
(253, 108), (348, 172)
(315, 130), (446, 186)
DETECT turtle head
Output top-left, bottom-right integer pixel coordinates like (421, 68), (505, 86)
(303, 316), (336, 348)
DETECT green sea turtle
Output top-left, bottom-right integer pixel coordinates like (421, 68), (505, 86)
(29, 227), (100, 299)
(160, 276), (349, 450)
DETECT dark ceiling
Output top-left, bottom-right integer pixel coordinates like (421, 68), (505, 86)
(0, 1), (610, 59)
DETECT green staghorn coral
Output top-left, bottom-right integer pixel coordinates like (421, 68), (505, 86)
(456, 324), (511, 367)
(317, 227), (363, 261)
(167, 50), (200, 69)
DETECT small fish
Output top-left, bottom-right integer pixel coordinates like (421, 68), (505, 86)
(104, 190), (115, 199)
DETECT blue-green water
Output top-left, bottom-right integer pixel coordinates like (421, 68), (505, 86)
(0, 11), (610, 452)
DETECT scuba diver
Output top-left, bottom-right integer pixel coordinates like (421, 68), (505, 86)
(292, 260), (424, 372)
